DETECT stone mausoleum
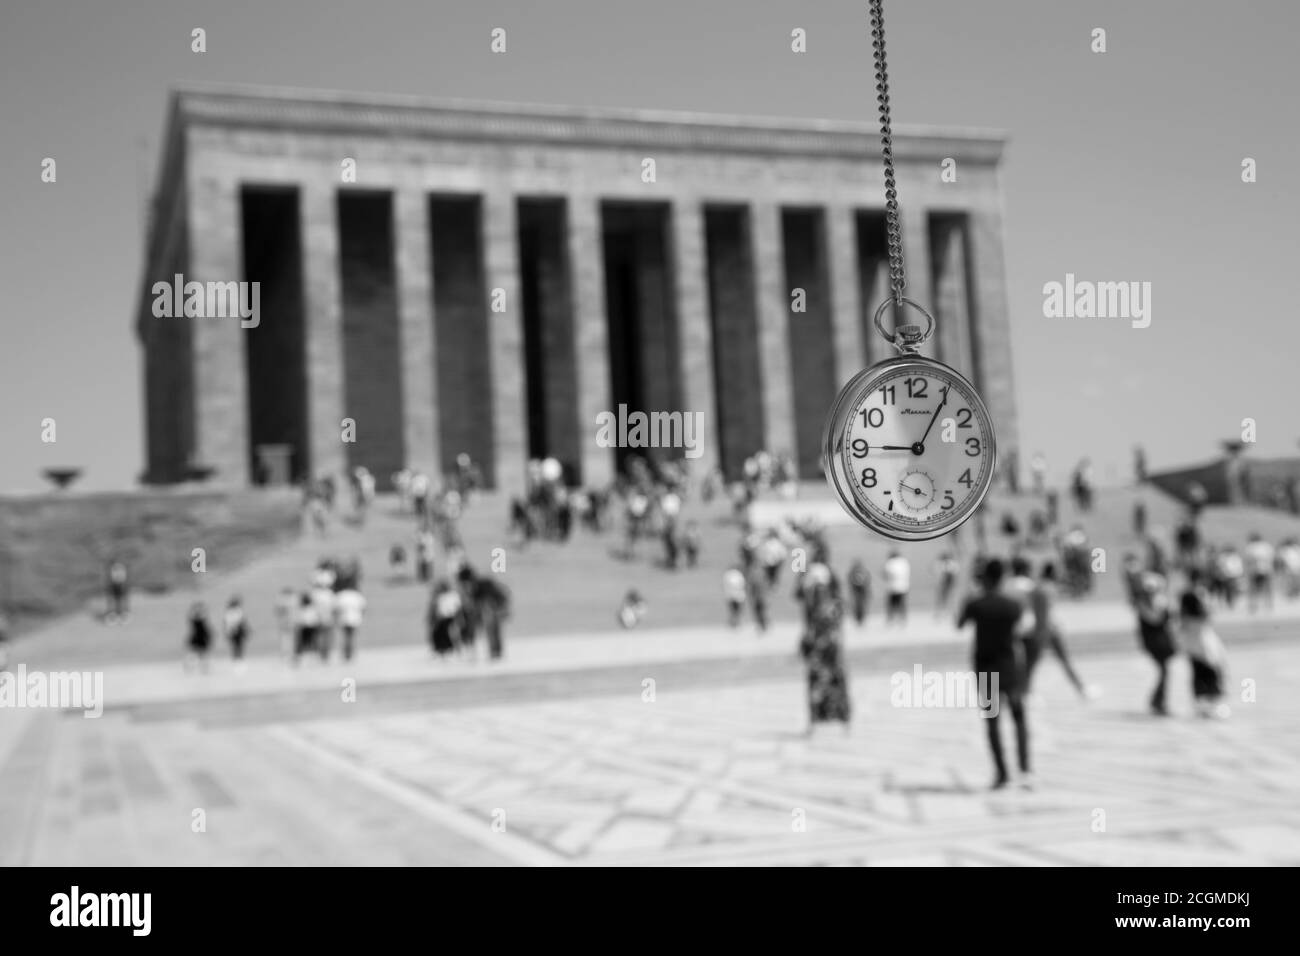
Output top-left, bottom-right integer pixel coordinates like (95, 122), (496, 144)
(136, 85), (1017, 493)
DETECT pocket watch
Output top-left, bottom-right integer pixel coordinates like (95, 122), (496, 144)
(823, 299), (996, 541)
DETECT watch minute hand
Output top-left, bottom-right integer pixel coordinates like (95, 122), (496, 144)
(917, 386), (950, 446)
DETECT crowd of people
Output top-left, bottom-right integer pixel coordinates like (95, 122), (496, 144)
(115, 443), (1298, 778)
(1117, 512), (1300, 722)
(174, 452), (512, 672)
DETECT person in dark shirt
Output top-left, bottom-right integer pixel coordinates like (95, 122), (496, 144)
(847, 560), (871, 626)
(958, 558), (1031, 790)
(185, 602), (212, 673)
(1135, 572), (1177, 715)
(473, 574), (512, 661)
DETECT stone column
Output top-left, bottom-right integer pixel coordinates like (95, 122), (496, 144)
(567, 195), (614, 488)
(750, 203), (797, 459)
(966, 205), (1019, 469)
(827, 205), (866, 388)
(899, 202), (936, 360)
(394, 189), (439, 478)
(482, 190), (526, 496)
(187, 173), (248, 485)
(671, 199), (717, 477)
(930, 217), (975, 376)
(300, 182), (346, 483)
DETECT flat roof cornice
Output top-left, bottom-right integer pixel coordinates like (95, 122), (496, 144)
(170, 83), (1007, 164)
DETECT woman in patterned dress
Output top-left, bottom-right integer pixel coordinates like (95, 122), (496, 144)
(800, 580), (852, 735)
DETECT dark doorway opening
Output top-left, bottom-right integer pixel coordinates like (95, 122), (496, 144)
(429, 196), (495, 486)
(600, 202), (681, 475)
(703, 205), (764, 480)
(517, 198), (580, 478)
(855, 210), (891, 368)
(338, 190), (406, 486)
(781, 208), (835, 479)
(241, 186), (308, 485)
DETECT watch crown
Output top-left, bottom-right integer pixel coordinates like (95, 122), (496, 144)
(895, 324), (924, 352)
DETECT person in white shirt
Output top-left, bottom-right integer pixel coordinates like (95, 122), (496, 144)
(429, 581), (462, 657)
(1216, 547), (1245, 609)
(882, 551), (911, 625)
(759, 532), (788, 588)
(1243, 533), (1275, 614)
(310, 571), (336, 661)
(723, 568), (747, 627)
(334, 588), (367, 661)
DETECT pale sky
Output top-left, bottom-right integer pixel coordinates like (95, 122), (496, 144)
(1, 0), (1296, 492)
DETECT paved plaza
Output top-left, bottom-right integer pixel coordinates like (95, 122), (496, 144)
(3, 619), (1299, 866)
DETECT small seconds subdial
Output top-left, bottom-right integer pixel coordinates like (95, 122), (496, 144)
(898, 468), (936, 512)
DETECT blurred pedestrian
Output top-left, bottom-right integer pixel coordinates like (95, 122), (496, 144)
(1178, 569), (1230, 719)
(184, 602), (212, 672)
(882, 550), (911, 626)
(1215, 546), (1244, 609)
(748, 566), (769, 633)
(1135, 572), (1177, 716)
(105, 559), (130, 623)
(1278, 538), (1300, 599)
(293, 592), (320, 663)
(759, 531), (787, 588)
(1244, 533), (1275, 614)
(223, 596), (249, 666)
(800, 581), (851, 735)
(1030, 452), (1047, 495)
(934, 551), (959, 617)
(429, 580), (461, 658)
(335, 585), (366, 662)
(957, 559), (1030, 790)
(723, 568), (746, 627)
(1045, 490), (1060, 527)
(273, 587), (296, 658)
(310, 565), (337, 661)
(682, 521), (701, 568)
(847, 559), (871, 626)
(455, 565), (481, 659)
(617, 590), (647, 629)
(388, 542), (408, 578)
(1071, 459), (1094, 512)
(416, 529), (435, 584)
(1026, 563), (1093, 699)
(474, 574), (511, 660)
